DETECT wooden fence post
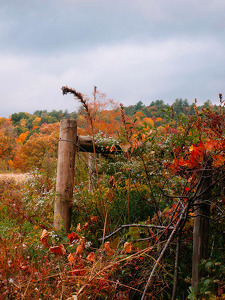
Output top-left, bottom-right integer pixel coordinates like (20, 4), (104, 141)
(54, 119), (77, 233)
(192, 156), (212, 293)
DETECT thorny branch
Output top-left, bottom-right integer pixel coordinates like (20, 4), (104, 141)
(141, 203), (189, 300)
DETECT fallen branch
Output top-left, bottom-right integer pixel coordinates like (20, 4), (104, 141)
(141, 203), (189, 300)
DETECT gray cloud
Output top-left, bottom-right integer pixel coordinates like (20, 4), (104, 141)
(0, 0), (224, 117)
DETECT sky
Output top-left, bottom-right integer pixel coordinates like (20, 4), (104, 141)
(1, 0), (225, 117)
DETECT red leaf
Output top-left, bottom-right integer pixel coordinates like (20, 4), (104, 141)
(68, 232), (79, 244)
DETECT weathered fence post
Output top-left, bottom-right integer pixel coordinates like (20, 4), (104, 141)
(88, 152), (99, 193)
(192, 155), (212, 293)
(54, 119), (77, 233)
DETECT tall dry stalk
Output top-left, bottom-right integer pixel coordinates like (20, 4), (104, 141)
(62, 86), (106, 217)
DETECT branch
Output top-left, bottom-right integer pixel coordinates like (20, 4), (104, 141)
(98, 224), (174, 242)
(172, 232), (181, 300)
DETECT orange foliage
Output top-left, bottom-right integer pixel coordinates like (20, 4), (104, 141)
(76, 92), (120, 136)
(16, 131), (29, 144)
(135, 111), (143, 119)
(12, 123), (59, 171)
(142, 117), (154, 127)
(32, 116), (41, 127)
(0, 118), (15, 169)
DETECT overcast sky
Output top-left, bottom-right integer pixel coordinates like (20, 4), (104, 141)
(1, 0), (225, 117)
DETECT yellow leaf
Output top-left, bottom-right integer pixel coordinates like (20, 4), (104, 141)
(189, 144), (194, 152)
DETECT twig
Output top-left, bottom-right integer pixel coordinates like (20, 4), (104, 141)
(22, 278), (31, 299)
(140, 153), (161, 224)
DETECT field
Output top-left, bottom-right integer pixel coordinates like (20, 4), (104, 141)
(0, 99), (224, 299)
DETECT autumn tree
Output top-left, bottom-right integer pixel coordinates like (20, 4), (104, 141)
(12, 123), (59, 172)
(0, 118), (16, 170)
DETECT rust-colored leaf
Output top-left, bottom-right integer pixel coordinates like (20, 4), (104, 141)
(86, 252), (95, 262)
(109, 175), (116, 188)
(110, 144), (116, 152)
(90, 216), (98, 223)
(40, 229), (49, 248)
(76, 238), (85, 258)
(83, 222), (89, 229)
(104, 241), (114, 256)
(106, 189), (115, 202)
(50, 244), (66, 256)
(124, 242), (134, 253)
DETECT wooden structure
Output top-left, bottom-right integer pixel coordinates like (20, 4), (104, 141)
(192, 157), (212, 293)
(54, 120), (121, 232)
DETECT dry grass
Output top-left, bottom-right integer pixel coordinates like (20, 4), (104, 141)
(0, 173), (28, 183)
